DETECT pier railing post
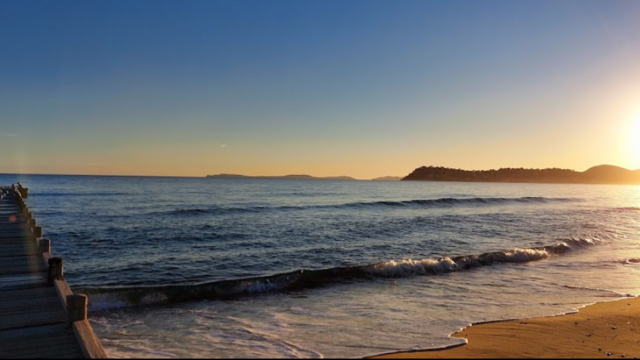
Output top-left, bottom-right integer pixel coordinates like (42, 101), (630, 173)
(48, 257), (64, 282)
(39, 239), (51, 254)
(67, 294), (88, 326)
(34, 226), (43, 239)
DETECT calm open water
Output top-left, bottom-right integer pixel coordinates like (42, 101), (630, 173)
(1, 174), (639, 358)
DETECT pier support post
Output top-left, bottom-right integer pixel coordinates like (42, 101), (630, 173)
(34, 226), (42, 239)
(48, 257), (64, 281)
(39, 239), (51, 254)
(67, 294), (88, 326)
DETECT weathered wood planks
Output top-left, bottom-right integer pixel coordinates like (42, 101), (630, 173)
(0, 184), (107, 359)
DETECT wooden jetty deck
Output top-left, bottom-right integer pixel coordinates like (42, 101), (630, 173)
(0, 184), (107, 359)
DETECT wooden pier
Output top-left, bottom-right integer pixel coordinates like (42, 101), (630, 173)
(0, 184), (107, 359)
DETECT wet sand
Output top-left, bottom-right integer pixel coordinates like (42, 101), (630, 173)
(370, 296), (640, 359)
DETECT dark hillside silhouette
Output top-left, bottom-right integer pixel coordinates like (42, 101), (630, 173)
(402, 165), (640, 184)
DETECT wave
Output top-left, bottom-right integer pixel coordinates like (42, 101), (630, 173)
(34, 192), (131, 197)
(80, 237), (599, 310)
(621, 258), (640, 264)
(561, 284), (633, 297)
(612, 207), (640, 212)
(354, 196), (575, 208)
(163, 197), (579, 216)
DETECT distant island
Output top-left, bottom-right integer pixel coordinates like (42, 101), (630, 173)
(206, 174), (357, 180)
(371, 176), (402, 181)
(402, 165), (640, 184)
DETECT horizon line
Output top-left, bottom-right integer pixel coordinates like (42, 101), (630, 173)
(0, 172), (380, 180)
(1, 164), (636, 180)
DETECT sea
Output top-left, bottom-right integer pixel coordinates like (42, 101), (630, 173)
(1, 174), (639, 358)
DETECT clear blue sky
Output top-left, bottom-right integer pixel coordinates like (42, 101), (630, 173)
(1, 0), (639, 178)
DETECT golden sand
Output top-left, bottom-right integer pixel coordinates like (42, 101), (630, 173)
(370, 297), (640, 359)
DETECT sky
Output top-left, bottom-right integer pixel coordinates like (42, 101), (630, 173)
(1, 0), (640, 179)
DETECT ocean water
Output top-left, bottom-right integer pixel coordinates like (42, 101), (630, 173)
(1, 174), (639, 358)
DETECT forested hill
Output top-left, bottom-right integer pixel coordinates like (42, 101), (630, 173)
(402, 165), (640, 184)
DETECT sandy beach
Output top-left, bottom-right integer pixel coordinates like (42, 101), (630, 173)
(370, 297), (640, 359)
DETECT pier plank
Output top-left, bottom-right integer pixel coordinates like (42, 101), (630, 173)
(0, 256), (47, 275)
(1, 286), (61, 300)
(0, 308), (67, 331)
(0, 289), (62, 314)
(0, 274), (49, 291)
(0, 245), (40, 258)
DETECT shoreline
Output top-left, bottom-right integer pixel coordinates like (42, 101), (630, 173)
(368, 296), (640, 359)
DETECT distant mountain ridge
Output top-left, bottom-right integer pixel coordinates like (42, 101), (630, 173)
(206, 174), (356, 180)
(402, 165), (640, 184)
(371, 176), (402, 181)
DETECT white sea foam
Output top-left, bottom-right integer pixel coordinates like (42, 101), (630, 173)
(496, 248), (550, 262)
(366, 256), (471, 277)
(561, 237), (604, 247)
(365, 247), (553, 277)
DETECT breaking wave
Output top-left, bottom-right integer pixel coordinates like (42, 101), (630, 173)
(81, 237), (600, 310)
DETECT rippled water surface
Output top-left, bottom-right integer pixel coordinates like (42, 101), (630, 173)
(2, 174), (639, 357)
